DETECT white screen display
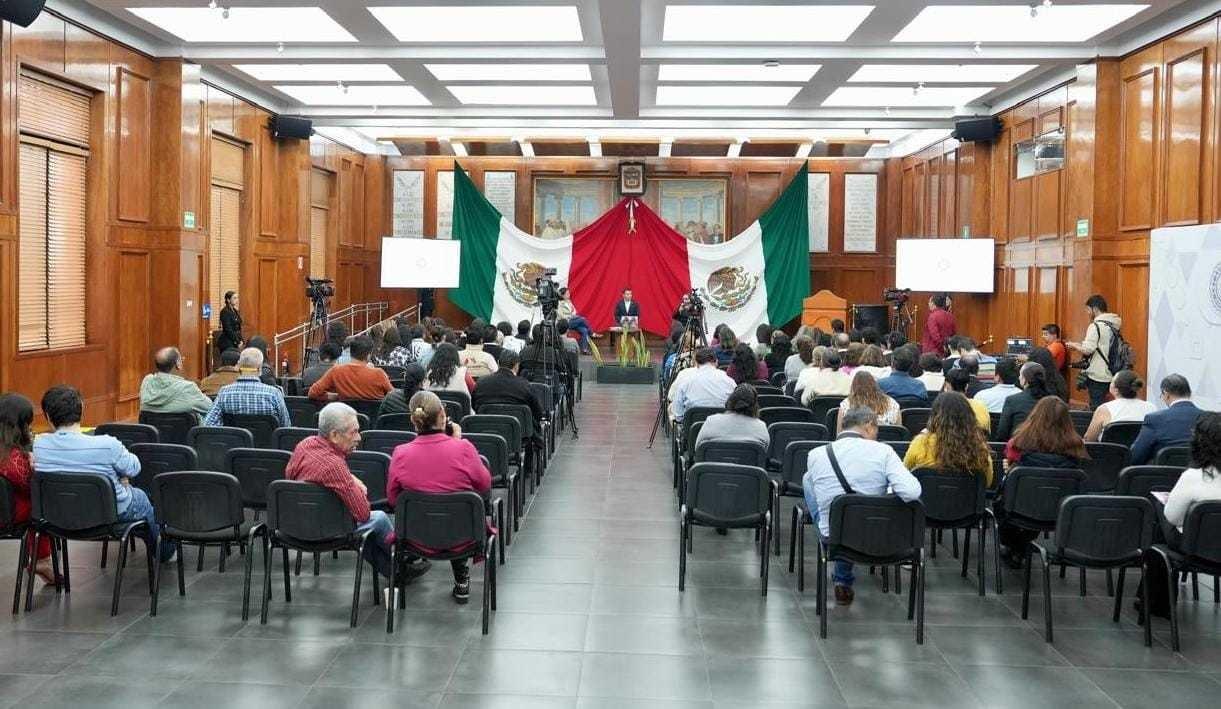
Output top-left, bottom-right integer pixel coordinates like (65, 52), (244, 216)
(895, 238), (995, 293)
(380, 237), (461, 288)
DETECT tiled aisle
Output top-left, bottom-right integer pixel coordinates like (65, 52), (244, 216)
(3, 381), (1221, 708)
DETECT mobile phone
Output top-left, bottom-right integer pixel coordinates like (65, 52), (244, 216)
(444, 418), (454, 436)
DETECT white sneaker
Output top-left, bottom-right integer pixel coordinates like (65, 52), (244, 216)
(160, 550), (177, 565)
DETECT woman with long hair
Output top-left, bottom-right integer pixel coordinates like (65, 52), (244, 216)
(855, 344), (891, 379)
(798, 348), (851, 404)
(714, 326), (737, 366)
(0, 393), (54, 582)
(904, 392), (993, 487)
(695, 383), (769, 449)
(1084, 369), (1156, 441)
(372, 326), (415, 368)
(837, 370), (901, 432)
(217, 290), (244, 354)
(765, 332), (792, 377)
(726, 343), (767, 384)
(753, 324), (773, 359)
(376, 362), (427, 420)
(1027, 346), (1069, 401)
(424, 343), (475, 395)
(841, 342), (866, 374)
(785, 335), (814, 384)
(996, 361), (1055, 440)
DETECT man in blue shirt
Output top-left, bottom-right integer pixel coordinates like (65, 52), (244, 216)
(803, 406), (921, 605)
(975, 357), (1022, 413)
(668, 348), (736, 423)
(33, 386), (175, 562)
(877, 346), (927, 403)
(204, 348), (292, 427)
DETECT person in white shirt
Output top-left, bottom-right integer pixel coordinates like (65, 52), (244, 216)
(497, 322), (524, 354)
(917, 353), (945, 393)
(854, 345), (891, 380)
(669, 347), (736, 423)
(803, 405), (922, 605)
(1083, 369), (1158, 441)
(974, 357), (1022, 413)
(798, 349), (852, 405)
(460, 326), (499, 380)
(1162, 412), (1221, 531)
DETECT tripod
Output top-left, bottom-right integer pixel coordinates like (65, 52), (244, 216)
(647, 308), (707, 449)
(535, 312), (580, 440)
(301, 295), (329, 372)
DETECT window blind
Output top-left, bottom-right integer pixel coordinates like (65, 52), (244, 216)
(310, 206), (327, 279)
(208, 184), (242, 328)
(18, 143), (48, 352)
(46, 151), (87, 350)
(18, 74), (90, 147)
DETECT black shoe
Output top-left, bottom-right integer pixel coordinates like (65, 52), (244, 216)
(715, 528), (728, 536)
(998, 547), (1025, 570)
(452, 580), (471, 605)
(396, 559), (432, 586)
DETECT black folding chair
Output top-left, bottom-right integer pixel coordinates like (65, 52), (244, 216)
(284, 396), (319, 429)
(94, 423), (159, 448)
(480, 403), (542, 484)
(150, 472), (266, 620)
(1100, 421), (1143, 447)
(386, 490), (498, 634)
(1151, 501), (1221, 651)
(375, 413), (413, 431)
(188, 426), (254, 472)
(807, 396), (846, 430)
(816, 495), (927, 643)
(272, 427), (317, 452)
(877, 425), (911, 442)
(223, 413), (279, 449)
(2, 480), (31, 615)
(825, 409), (839, 434)
(377, 365), (406, 381)
(348, 450), (392, 512)
(679, 462), (773, 596)
(1069, 410), (1094, 437)
(340, 399), (382, 422)
(138, 411), (199, 445)
(1026, 495), (1154, 644)
(1115, 465), (1184, 498)
(993, 466), (1088, 594)
(753, 384), (783, 395)
(462, 414), (527, 495)
(129, 443), (198, 496)
(672, 406), (722, 492)
(758, 406), (814, 427)
(528, 382), (560, 448)
(780, 440), (829, 573)
(914, 468), (989, 596)
(1082, 442), (1131, 493)
(766, 422), (829, 472)
(359, 430), (417, 457)
(261, 480), (381, 627)
(770, 372), (786, 387)
(465, 432), (516, 546)
(435, 390), (472, 420)
(1155, 446), (1191, 468)
(900, 408), (932, 438)
(758, 394), (797, 409)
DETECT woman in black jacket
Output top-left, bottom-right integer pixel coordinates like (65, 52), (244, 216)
(217, 290), (244, 354)
(995, 361), (1055, 441)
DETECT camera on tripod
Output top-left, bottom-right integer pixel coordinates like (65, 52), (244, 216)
(682, 288), (705, 316)
(535, 268), (560, 318)
(306, 277), (335, 303)
(883, 287), (911, 307)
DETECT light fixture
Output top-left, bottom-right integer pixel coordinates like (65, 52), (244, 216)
(207, 0), (216, 8)
(274, 84), (430, 106)
(368, 6), (583, 42)
(892, 4), (1149, 43)
(662, 5), (875, 42)
(849, 64), (1036, 83)
(912, 82), (924, 96)
(234, 64), (404, 82)
(657, 64), (819, 82)
(447, 85), (597, 106)
(973, 41), (983, 54)
(884, 106), (891, 115)
(822, 85), (993, 107)
(425, 64), (591, 82)
(221, 6), (230, 19)
(1043, 0), (1053, 6)
(655, 85), (801, 106)
(763, 59), (781, 68)
(337, 80), (348, 94)
(127, 7), (358, 42)
(276, 42), (284, 53)
(1029, 4), (1038, 18)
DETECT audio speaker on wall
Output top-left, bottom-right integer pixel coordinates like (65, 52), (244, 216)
(851, 304), (889, 334)
(271, 115), (313, 140)
(952, 117), (1003, 143)
(0, 0), (47, 27)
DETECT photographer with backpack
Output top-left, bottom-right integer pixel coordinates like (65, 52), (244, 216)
(1066, 294), (1133, 410)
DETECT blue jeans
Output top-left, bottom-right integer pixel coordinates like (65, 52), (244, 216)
(356, 510), (394, 579)
(117, 487), (175, 562)
(568, 316), (592, 351)
(806, 503), (856, 587)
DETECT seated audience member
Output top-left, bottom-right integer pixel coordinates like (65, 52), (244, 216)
(245, 335), (279, 385)
(799, 349), (852, 405)
(1026, 347), (1069, 401)
(714, 327), (737, 367)
(917, 354), (945, 393)
(201, 348), (243, 397)
(501, 321), (526, 354)
(0, 393), (53, 582)
(668, 347), (736, 423)
(726, 343), (768, 384)
(410, 326), (435, 367)
(855, 345), (891, 380)
(514, 320), (532, 347)
(877, 346), (926, 403)
(803, 405), (921, 605)
(482, 325), (505, 363)
(974, 357), (1022, 413)
(861, 327), (881, 347)
(841, 343), (865, 375)
(387, 391), (490, 604)
(34, 386), (174, 562)
(695, 384), (770, 450)
(300, 342), (341, 392)
(1131, 374), (1203, 465)
(884, 331), (907, 355)
(957, 355), (992, 398)
(425, 343), (476, 396)
(830, 318), (845, 338)
(554, 318), (580, 357)
(997, 396), (1089, 566)
(204, 348), (292, 427)
(785, 335), (815, 384)
(139, 346), (212, 416)
(557, 288), (593, 354)
(945, 369), (991, 432)
(995, 362), (1054, 441)
(1084, 369), (1157, 442)
(518, 323), (578, 393)
(376, 363), (427, 420)
(904, 392), (993, 487)
(753, 324), (774, 359)
(328, 321), (353, 364)
(460, 327), (499, 380)
(833, 332), (851, 353)
(848, 329), (863, 344)
(765, 332), (792, 379)
(1041, 323), (1069, 377)
(286, 403), (423, 584)
(308, 335), (394, 403)
(944, 336), (997, 381)
(837, 371), (901, 432)
(371, 326), (414, 368)
(472, 351), (545, 442)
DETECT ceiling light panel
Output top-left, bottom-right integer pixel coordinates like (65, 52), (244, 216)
(426, 64), (592, 82)
(368, 5), (582, 42)
(892, 4), (1149, 43)
(126, 7), (357, 42)
(848, 64), (1038, 84)
(235, 64), (403, 82)
(822, 86), (993, 107)
(656, 85), (802, 106)
(662, 5), (874, 42)
(658, 64), (820, 82)
(448, 85), (598, 105)
(275, 84), (430, 106)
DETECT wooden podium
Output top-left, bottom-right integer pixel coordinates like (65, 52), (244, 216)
(801, 290), (848, 331)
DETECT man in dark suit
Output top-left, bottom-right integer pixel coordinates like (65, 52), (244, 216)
(613, 287), (641, 326)
(472, 350), (546, 446)
(1131, 374), (1203, 464)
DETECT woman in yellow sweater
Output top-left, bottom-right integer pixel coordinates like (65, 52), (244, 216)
(904, 391), (994, 487)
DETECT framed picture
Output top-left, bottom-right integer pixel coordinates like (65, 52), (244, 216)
(532, 176), (617, 238)
(646, 178), (729, 244)
(619, 161), (645, 195)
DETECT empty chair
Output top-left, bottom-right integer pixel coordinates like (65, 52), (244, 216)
(900, 408), (932, 438)
(341, 399), (382, 422)
(284, 396), (319, 429)
(690, 439), (768, 505)
(758, 394), (797, 409)
(435, 390), (472, 420)
(528, 382), (559, 449)
(1069, 410), (1094, 437)
(359, 430), (417, 457)
(260, 480), (381, 628)
(93, 423), (159, 448)
(129, 443), (198, 495)
(679, 462), (773, 596)
(784, 381), (797, 399)
(272, 427), (317, 453)
(348, 450), (392, 511)
(225, 448), (291, 514)
(1082, 442), (1131, 493)
(1101, 421), (1144, 447)
(386, 491), (499, 634)
(770, 372), (787, 387)
(150, 472), (267, 620)
(1155, 446), (1191, 468)
(377, 365), (406, 382)
(138, 411), (199, 446)
(464, 432), (516, 543)
(877, 425), (911, 442)
(1150, 501), (1221, 651)
(1025, 495), (1154, 644)
(913, 468), (989, 595)
(759, 406), (813, 427)
(479, 403), (541, 483)
(885, 440), (911, 460)
(780, 440), (829, 567)
(222, 413), (280, 449)
(188, 426), (254, 472)
(766, 422), (829, 471)
(807, 396), (846, 429)
(672, 406), (722, 491)
(375, 413), (413, 431)
(993, 467), (1088, 594)
(1115, 465), (1184, 499)
(753, 385), (783, 396)
(462, 414), (526, 494)
(2, 479), (31, 615)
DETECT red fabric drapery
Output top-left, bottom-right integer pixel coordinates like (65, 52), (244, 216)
(567, 198), (692, 336)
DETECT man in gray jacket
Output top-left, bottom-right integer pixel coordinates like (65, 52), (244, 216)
(1066, 294), (1122, 410)
(139, 347), (212, 416)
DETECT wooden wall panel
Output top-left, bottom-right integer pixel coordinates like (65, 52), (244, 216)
(1119, 49), (1161, 232)
(1159, 21), (1216, 227)
(116, 251), (150, 401)
(1034, 171), (1061, 240)
(116, 68), (150, 222)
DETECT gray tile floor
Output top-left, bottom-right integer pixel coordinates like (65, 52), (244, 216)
(2, 381), (1220, 708)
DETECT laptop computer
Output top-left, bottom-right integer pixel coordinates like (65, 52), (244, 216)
(1005, 337), (1033, 356)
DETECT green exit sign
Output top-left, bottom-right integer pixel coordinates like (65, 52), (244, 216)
(183, 211), (196, 229)
(1075, 218), (1089, 238)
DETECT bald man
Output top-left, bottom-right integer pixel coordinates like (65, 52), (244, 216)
(139, 346), (213, 416)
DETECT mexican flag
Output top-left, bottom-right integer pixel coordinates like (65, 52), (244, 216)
(449, 163), (809, 340)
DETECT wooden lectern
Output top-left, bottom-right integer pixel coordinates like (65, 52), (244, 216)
(801, 290), (848, 331)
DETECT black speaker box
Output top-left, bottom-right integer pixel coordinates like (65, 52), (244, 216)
(0, 0), (46, 27)
(952, 116), (1003, 143)
(851, 304), (889, 334)
(271, 115), (313, 140)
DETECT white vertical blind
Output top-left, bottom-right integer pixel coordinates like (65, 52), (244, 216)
(209, 184), (241, 328)
(310, 206), (327, 279)
(46, 151), (87, 350)
(18, 143), (48, 352)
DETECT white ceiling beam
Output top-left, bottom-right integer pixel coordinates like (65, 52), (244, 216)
(598, 0), (642, 118)
(180, 45), (607, 62)
(642, 45), (1098, 62)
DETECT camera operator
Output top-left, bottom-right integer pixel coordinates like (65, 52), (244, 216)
(921, 292), (956, 355)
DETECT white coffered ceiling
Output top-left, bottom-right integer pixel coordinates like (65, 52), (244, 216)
(55, 0), (1212, 156)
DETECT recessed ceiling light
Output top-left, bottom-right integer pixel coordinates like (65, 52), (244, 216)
(663, 5), (874, 42)
(235, 64), (404, 82)
(447, 85), (597, 106)
(425, 64), (592, 82)
(656, 85), (802, 106)
(848, 64), (1038, 83)
(126, 6), (356, 42)
(823, 86), (993, 107)
(275, 84), (430, 106)
(658, 64), (820, 82)
(368, 5), (582, 42)
(892, 4), (1148, 42)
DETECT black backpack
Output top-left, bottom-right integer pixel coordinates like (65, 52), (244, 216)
(1094, 321), (1135, 374)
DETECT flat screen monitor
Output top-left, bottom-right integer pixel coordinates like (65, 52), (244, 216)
(380, 237), (461, 288)
(895, 238), (995, 293)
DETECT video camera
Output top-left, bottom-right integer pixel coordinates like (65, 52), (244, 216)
(306, 277), (335, 302)
(535, 268), (560, 317)
(883, 287), (911, 305)
(682, 288), (705, 316)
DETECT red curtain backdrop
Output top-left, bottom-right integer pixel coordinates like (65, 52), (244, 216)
(568, 198), (692, 335)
